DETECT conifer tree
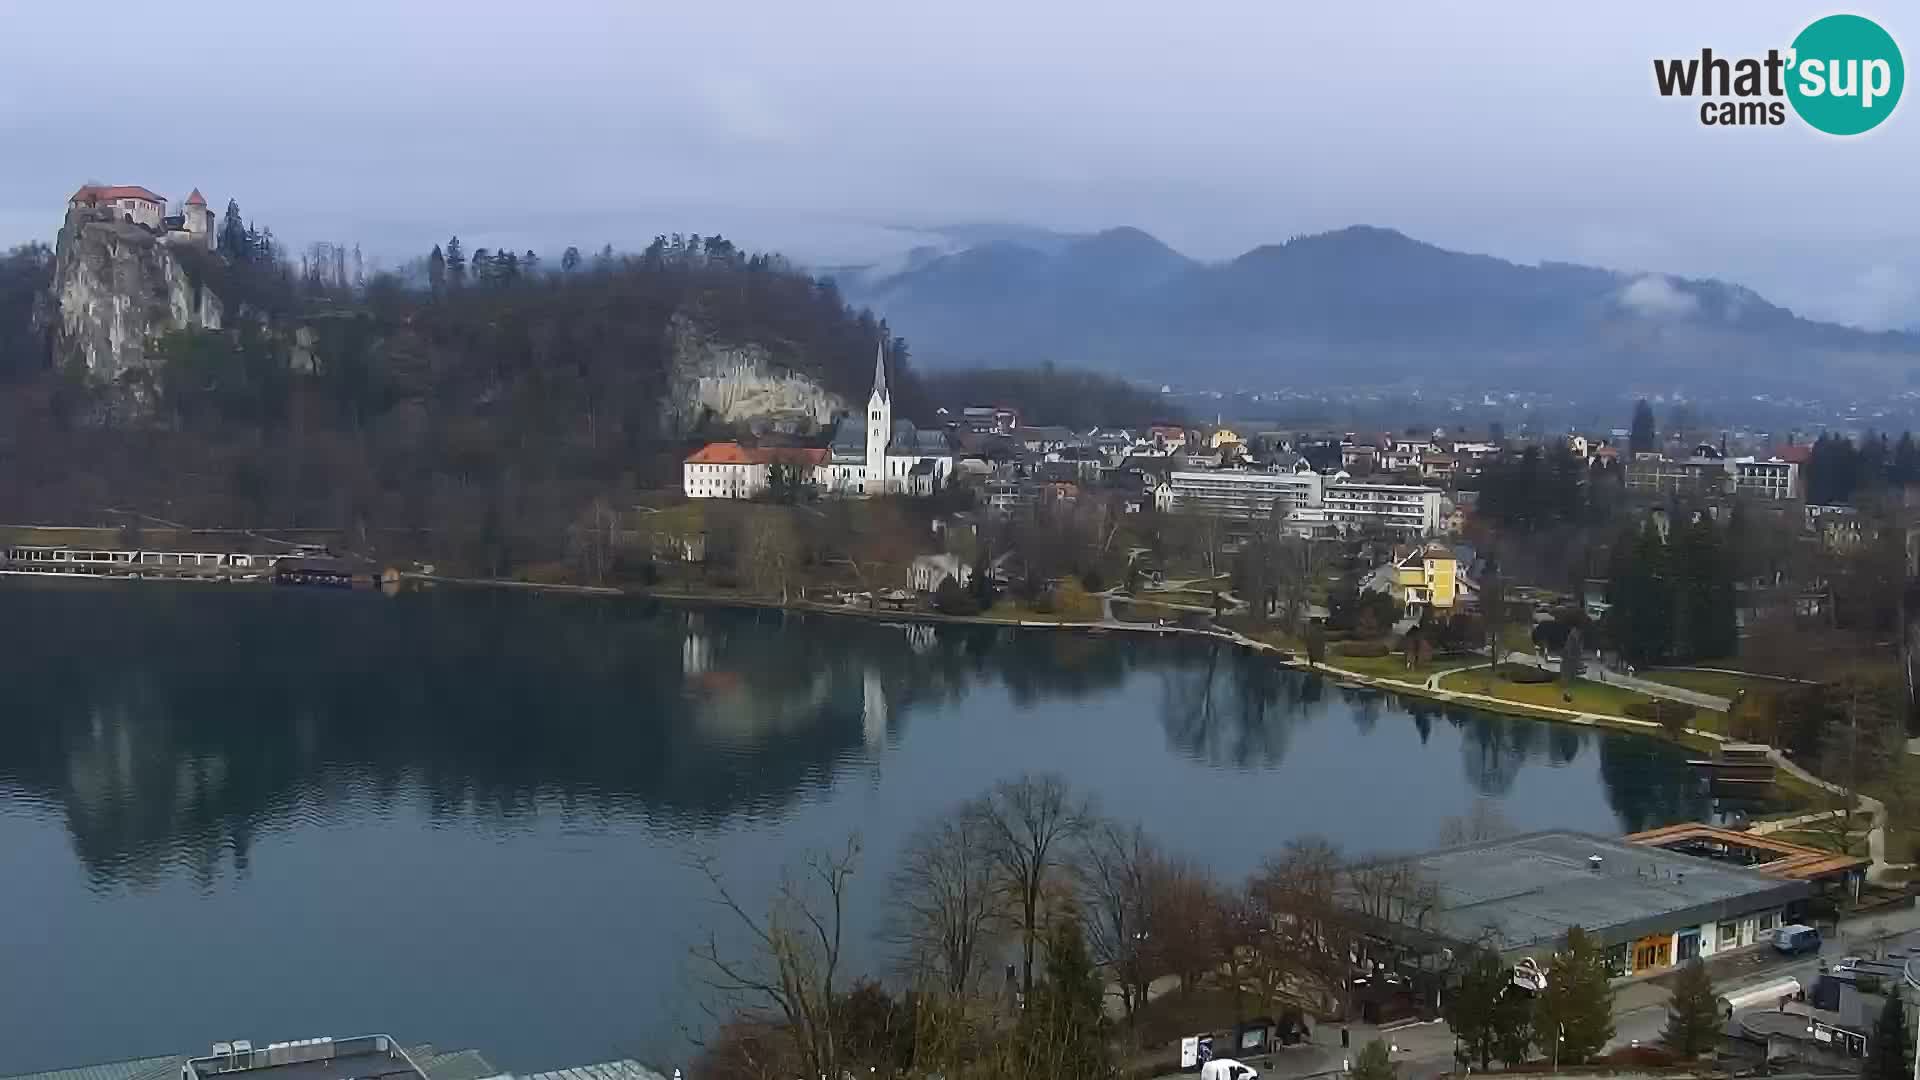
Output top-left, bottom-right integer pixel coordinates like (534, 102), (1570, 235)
(1536, 926), (1615, 1065)
(1352, 1038), (1396, 1080)
(1866, 988), (1911, 1080)
(445, 236), (466, 286)
(427, 244), (446, 295)
(1662, 958), (1720, 1056)
(1016, 919), (1110, 1080)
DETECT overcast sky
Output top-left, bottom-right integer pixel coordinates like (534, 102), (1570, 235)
(2, 1), (1914, 328)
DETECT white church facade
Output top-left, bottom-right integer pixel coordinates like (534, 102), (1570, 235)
(684, 341), (952, 500)
(816, 343), (954, 497)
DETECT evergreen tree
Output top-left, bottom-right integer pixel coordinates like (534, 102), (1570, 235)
(1661, 958), (1720, 1056)
(1352, 1038), (1396, 1080)
(471, 248), (492, 286)
(445, 236), (466, 286)
(1866, 988), (1911, 1080)
(1561, 626), (1585, 686)
(1536, 926), (1614, 1065)
(523, 249), (541, 277)
(1606, 519), (1673, 666)
(561, 246), (582, 273)
(971, 542), (995, 611)
(1445, 950), (1533, 1069)
(427, 244), (446, 295)
(220, 199), (248, 260)
(1630, 400), (1657, 457)
(1017, 919), (1110, 1080)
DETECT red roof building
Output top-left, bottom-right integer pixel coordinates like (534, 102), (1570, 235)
(184, 188), (207, 207)
(68, 184), (167, 207)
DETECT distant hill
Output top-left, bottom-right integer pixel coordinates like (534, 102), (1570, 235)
(851, 224), (1920, 394)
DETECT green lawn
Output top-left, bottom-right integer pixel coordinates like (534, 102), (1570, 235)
(1437, 667), (1726, 731)
(1330, 652), (1482, 681)
(1641, 668), (1781, 699)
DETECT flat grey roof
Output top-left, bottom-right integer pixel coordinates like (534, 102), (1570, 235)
(1408, 830), (1809, 954)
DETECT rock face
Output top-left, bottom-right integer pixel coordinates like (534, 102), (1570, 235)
(660, 316), (844, 436)
(51, 207), (223, 383)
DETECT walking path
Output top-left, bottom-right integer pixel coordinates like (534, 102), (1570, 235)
(1499, 652), (1732, 711)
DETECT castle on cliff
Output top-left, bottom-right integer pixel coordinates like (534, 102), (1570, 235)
(66, 184), (216, 250)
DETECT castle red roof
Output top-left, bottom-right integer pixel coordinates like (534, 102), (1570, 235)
(69, 184), (166, 206)
(184, 188), (207, 206)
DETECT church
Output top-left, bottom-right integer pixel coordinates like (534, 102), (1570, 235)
(816, 342), (954, 496)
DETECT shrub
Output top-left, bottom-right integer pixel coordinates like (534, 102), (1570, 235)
(934, 577), (980, 615)
(1335, 641), (1390, 658)
(1498, 663), (1555, 684)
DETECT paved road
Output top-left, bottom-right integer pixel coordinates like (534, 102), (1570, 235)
(1147, 902), (1920, 1080)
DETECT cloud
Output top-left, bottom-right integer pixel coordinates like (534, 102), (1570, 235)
(1618, 274), (1699, 319)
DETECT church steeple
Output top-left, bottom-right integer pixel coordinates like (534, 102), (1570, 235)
(871, 338), (889, 403)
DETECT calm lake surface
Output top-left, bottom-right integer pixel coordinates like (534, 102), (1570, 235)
(0, 581), (1724, 1073)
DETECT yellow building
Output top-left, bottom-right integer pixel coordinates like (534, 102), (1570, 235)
(1393, 542), (1458, 613)
(1209, 426), (1243, 450)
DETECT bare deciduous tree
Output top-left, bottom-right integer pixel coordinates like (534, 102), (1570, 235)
(1077, 820), (1162, 1023)
(974, 773), (1092, 1001)
(888, 808), (1001, 997)
(690, 836), (860, 1080)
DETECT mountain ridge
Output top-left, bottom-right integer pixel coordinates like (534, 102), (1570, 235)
(847, 224), (1920, 394)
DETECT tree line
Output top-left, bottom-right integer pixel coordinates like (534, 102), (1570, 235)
(688, 771), (1640, 1080)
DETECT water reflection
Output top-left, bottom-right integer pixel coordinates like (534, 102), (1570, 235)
(0, 582), (1724, 892)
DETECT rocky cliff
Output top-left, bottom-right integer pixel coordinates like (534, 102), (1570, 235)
(660, 315), (845, 436)
(51, 208), (223, 384)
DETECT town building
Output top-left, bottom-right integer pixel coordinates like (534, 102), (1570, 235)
(1392, 543), (1459, 614)
(1624, 455), (1736, 497)
(1624, 822), (1867, 901)
(1163, 467), (1324, 520)
(681, 442), (827, 499)
(1322, 480), (1445, 535)
(1378, 830), (1809, 978)
(908, 552), (972, 592)
(1731, 457), (1801, 500)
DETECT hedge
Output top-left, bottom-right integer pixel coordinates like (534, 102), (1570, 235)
(1498, 663), (1555, 685)
(1334, 641), (1390, 658)
(1623, 701), (1697, 723)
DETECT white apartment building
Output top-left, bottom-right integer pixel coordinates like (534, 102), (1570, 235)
(1731, 458), (1800, 501)
(1163, 468), (1325, 520)
(1322, 480), (1444, 535)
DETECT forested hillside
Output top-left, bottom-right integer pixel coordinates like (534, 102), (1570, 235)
(0, 230), (924, 572)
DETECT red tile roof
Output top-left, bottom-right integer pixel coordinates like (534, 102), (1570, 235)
(69, 184), (166, 206)
(1775, 444), (1812, 464)
(684, 442), (828, 467)
(184, 188), (207, 206)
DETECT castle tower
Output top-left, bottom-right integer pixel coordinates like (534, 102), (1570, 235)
(183, 189), (213, 250)
(864, 338), (891, 495)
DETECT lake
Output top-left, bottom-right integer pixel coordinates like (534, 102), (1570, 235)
(0, 581), (1720, 1074)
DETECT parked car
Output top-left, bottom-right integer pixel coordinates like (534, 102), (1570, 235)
(1774, 924), (1822, 955)
(1201, 1060), (1259, 1080)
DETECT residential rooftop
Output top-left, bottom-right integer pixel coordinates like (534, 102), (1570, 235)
(1404, 829), (1809, 954)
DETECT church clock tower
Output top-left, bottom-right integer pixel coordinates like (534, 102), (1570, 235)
(864, 339), (890, 495)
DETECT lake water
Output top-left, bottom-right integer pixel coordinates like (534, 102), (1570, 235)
(0, 581), (1720, 1074)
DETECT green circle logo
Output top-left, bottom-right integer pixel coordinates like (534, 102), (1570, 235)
(1787, 14), (1903, 135)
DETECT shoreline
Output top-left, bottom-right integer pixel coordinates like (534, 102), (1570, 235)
(400, 572), (1743, 748)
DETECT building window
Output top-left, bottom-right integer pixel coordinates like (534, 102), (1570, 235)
(1759, 913), (1775, 931)
(1718, 921), (1738, 946)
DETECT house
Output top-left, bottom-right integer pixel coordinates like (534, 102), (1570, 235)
(1016, 426), (1077, 454)
(683, 443), (828, 499)
(909, 553), (972, 593)
(1392, 543), (1459, 614)
(1419, 453), (1458, 482)
(1147, 424), (1188, 451)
